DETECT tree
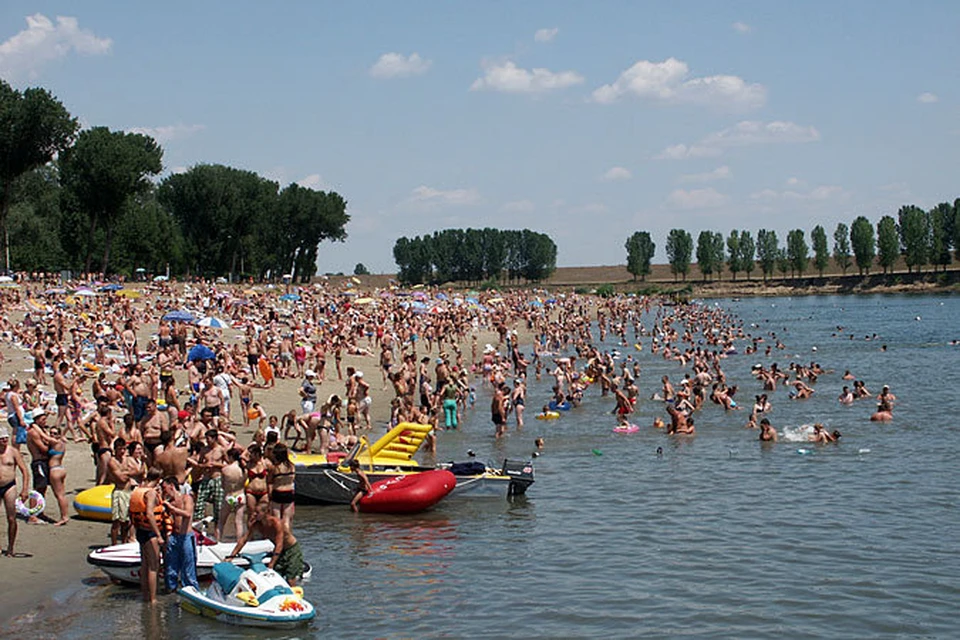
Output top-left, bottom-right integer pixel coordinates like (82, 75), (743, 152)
(625, 231), (655, 281)
(739, 230), (756, 280)
(726, 230), (741, 281)
(850, 216), (875, 275)
(898, 205), (929, 273)
(929, 203), (952, 272)
(875, 215), (899, 274)
(787, 229), (809, 277)
(59, 127), (163, 274)
(776, 248), (790, 278)
(354, 263), (370, 276)
(665, 228), (692, 281)
(954, 198), (960, 262)
(833, 222), (852, 275)
(811, 225), (829, 276)
(696, 230), (718, 281)
(7, 166), (66, 271)
(0, 80), (78, 272)
(756, 229), (779, 282)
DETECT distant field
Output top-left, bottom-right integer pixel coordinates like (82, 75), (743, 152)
(333, 256), (958, 291)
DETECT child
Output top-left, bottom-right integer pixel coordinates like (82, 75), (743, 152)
(346, 397), (359, 436)
(349, 459), (372, 512)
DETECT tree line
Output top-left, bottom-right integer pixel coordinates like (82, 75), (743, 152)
(626, 202), (960, 282)
(393, 228), (557, 286)
(1, 80), (349, 281)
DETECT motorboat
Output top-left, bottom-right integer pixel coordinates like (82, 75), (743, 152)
(179, 553), (315, 628)
(294, 422), (534, 505)
(87, 534), (275, 586)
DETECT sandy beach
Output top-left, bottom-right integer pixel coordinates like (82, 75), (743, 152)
(0, 287), (511, 625)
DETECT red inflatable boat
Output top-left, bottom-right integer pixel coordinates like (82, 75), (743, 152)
(359, 469), (456, 514)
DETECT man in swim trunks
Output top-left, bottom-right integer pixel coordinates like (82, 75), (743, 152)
(105, 438), (133, 544)
(191, 428), (225, 523)
(94, 402), (116, 485)
(26, 410), (57, 523)
(160, 476), (198, 591)
(0, 427), (29, 557)
(759, 418), (778, 442)
(227, 506), (304, 586)
(53, 361), (72, 433)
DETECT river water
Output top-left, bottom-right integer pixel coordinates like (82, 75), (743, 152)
(19, 294), (960, 638)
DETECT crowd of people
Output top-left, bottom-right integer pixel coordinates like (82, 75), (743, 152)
(0, 274), (897, 603)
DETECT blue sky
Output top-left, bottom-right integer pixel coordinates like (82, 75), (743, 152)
(1, 2), (958, 273)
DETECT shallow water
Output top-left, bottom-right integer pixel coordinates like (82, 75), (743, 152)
(22, 294), (960, 638)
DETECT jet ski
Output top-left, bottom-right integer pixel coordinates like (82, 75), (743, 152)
(179, 553), (315, 628)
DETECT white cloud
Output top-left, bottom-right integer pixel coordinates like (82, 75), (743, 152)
(592, 57), (765, 110)
(570, 202), (608, 214)
(786, 176), (805, 187)
(916, 92), (938, 104)
(534, 27), (559, 43)
(656, 120), (820, 160)
(501, 199), (536, 213)
(732, 22), (752, 34)
(666, 187), (728, 210)
(655, 143), (722, 160)
(470, 60), (584, 94)
(0, 14), (111, 79)
(128, 123), (205, 144)
(601, 166), (632, 182)
(409, 185), (481, 207)
(370, 52), (432, 78)
(750, 184), (846, 201)
(296, 174), (327, 190)
(169, 166), (188, 175)
(678, 165), (732, 183)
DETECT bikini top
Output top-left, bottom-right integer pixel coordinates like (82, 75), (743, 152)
(247, 468), (268, 479)
(48, 448), (65, 457)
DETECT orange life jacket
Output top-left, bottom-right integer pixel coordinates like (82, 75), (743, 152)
(129, 486), (172, 534)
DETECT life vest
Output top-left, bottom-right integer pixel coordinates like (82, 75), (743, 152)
(129, 486), (172, 534)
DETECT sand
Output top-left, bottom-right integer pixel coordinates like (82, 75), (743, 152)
(0, 291), (510, 623)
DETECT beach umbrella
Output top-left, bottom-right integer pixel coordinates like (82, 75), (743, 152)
(187, 344), (216, 362)
(378, 290), (392, 298)
(99, 283), (124, 292)
(279, 293), (301, 302)
(153, 275), (169, 282)
(73, 288), (98, 297)
(466, 297), (479, 305)
(44, 288), (67, 295)
(354, 297), (374, 305)
(197, 317), (229, 328)
(351, 276), (362, 284)
(163, 310), (196, 323)
(435, 292), (448, 300)
(116, 290), (141, 300)
(487, 297), (503, 304)
(412, 291), (427, 300)
(529, 300), (544, 307)
(0, 275), (13, 283)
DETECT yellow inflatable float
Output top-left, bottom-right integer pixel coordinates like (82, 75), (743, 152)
(74, 484), (114, 522)
(535, 411), (561, 421)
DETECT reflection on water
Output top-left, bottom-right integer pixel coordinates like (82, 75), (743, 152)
(16, 295), (960, 638)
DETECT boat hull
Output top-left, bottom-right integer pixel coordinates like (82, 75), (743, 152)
(359, 469), (456, 514)
(179, 586), (314, 629)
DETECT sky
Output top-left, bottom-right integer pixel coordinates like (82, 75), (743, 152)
(1, 2), (958, 274)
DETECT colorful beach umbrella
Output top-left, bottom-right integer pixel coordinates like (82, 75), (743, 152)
(279, 293), (301, 302)
(163, 310), (195, 323)
(187, 344), (216, 362)
(197, 317), (229, 328)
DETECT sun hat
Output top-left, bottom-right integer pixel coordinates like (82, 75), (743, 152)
(305, 370), (316, 378)
(0, 426), (9, 439)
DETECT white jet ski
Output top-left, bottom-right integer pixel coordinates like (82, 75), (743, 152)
(179, 553), (315, 628)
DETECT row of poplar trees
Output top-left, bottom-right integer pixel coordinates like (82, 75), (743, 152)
(625, 203), (960, 282)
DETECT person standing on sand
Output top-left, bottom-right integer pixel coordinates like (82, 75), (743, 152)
(105, 438), (133, 545)
(26, 410), (57, 523)
(129, 470), (165, 603)
(0, 427), (29, 557)
(160, 476), (198, 592)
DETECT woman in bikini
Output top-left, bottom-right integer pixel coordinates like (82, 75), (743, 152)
(47, 426), (69, 526)
(243, 444), (271, 519)
(269, 444), (296, 531)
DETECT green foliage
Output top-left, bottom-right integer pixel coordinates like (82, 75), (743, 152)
(738, 230), (756, 279)
(8, 167), (66, 271)
(876, 215), (899, 274)
(392, 228), (555, 286)
(811, 225), (829, 276)
(0, 80), (79, 271)
(695, 230), (724, 281)
(756, 229), (779, 282)
(59, 126), (163, 274)
(850, 216), (875, 275)
(726, 230), (741, 280)
(665, 228), (693, 281)
(776, 248), (790, 278)
(624, 231), (655, 281)
(787, 229), (809, 276)
(897, 205), (929, 273)
(595, 283), (615, 298)
(833, 223), (852, 275)
(354, 263), (370, 275)
(929, 203), (952, 272)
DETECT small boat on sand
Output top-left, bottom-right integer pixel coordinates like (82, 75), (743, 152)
(359, 469), (456, 514)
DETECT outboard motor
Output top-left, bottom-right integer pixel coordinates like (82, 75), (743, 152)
(502, 459), (535, 496)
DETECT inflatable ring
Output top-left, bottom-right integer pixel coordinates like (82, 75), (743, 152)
(16, 490), (45, 518)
